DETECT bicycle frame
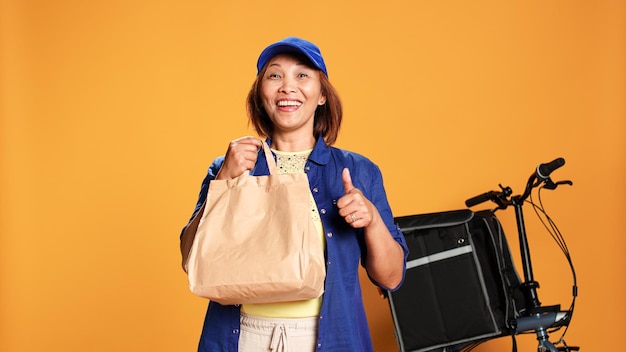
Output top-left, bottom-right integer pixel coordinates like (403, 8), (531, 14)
(511, 192), (565, 352)
(466, 158), (577, 352)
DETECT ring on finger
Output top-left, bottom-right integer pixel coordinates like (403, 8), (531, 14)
(349, 213), (357, 223)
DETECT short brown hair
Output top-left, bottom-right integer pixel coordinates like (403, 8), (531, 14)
(246, 57), (343, 145)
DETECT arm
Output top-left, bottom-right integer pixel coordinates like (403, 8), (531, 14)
(362, 211), (405, 290)
(179, 136), (262, 272)
(180, 201), (206, 272)
(336, 168), (406, 290)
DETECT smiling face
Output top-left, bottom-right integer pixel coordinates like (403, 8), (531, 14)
(260, 54), (327, 140)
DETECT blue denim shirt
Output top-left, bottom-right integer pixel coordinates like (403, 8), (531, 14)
(182, 136), (408, 352)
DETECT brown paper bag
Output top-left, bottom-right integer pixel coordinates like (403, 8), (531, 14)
(186, 141), (326, 305)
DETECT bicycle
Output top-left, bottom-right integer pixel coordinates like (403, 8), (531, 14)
(465, 158), (579, 352)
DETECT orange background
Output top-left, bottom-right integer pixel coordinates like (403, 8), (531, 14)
(1, 1), (624, 351)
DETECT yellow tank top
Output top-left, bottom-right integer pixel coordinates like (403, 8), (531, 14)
(241, 149), (325, 318)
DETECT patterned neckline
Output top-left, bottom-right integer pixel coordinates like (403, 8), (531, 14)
(272, 149), (312, 175)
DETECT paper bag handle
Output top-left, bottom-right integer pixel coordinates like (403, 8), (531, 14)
(261, 141), (278, 175)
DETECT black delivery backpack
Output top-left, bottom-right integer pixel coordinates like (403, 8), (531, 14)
(387, 209), (527, 352)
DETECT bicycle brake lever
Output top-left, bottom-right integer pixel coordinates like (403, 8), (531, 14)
(543, 179), (574, 190)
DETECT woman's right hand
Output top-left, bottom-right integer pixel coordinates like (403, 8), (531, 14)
(215, 136), (263, 180)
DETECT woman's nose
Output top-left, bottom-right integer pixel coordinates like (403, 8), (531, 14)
(279, 77), (297, 93)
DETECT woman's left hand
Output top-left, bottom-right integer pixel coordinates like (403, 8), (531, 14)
(336, 168), (378, 229)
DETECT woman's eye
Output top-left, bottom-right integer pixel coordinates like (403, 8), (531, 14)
(298, 73), (309, 78)
(267, 73), (281, 79)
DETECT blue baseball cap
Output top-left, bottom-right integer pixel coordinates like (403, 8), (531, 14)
(256, 36), (328, 77)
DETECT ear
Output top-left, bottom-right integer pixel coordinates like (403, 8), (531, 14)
(318, 95), (327, 106)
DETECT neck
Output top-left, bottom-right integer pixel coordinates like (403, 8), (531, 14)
(271, 133), (316, 152)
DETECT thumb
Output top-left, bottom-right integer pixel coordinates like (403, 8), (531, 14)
(342, 168), (355, 194)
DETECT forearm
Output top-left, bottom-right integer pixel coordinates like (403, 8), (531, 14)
(363, 212), (405, 290)
(180, 202), (206, 272)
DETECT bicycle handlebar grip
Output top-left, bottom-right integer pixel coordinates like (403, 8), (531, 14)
(465, 190), (498, 207)
(537, 157), (565, 179)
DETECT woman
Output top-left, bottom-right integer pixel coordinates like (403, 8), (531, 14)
(180, 36), (408, 352)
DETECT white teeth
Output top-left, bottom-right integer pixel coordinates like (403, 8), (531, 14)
(277, 100), (302, 107)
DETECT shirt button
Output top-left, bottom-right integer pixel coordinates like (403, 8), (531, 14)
(320, 208), (326, 214)
(317, 343), (322, 349)
(305, 166), (311, 171)
(312, 187), (318, 193)
(326, 232), (333, 238)
(327, 260), (331, 265)
(232, 329), (239, 334)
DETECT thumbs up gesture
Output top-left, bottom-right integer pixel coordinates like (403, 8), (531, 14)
(337, 168), (376, 228)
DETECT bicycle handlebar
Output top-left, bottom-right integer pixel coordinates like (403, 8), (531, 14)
(465, 191), (500, 208)
(465, 157), (566, 208)
(537, 158), (565, 180)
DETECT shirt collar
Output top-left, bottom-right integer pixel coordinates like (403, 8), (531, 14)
(308, 135), (330, 165)
(265, 135), (330, 166)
